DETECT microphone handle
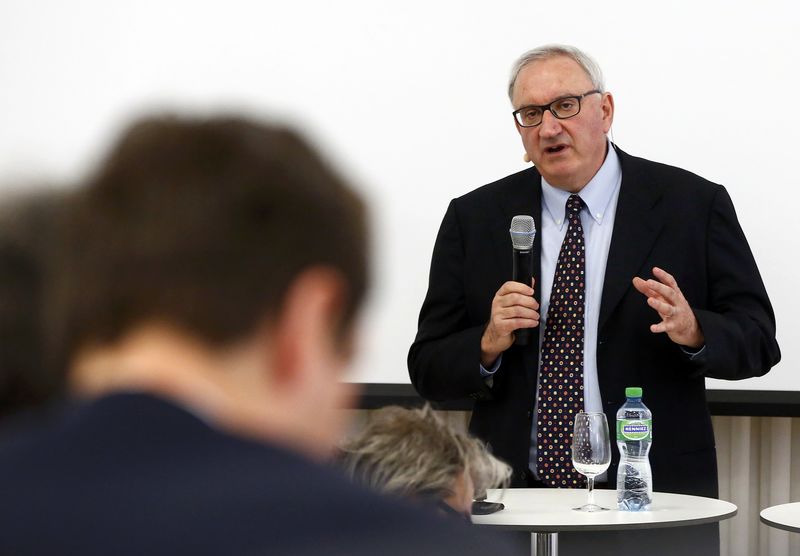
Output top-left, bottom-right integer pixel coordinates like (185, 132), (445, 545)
(512, 248), (535, 346)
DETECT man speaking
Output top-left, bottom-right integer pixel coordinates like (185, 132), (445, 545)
(408, 44), (779, 547)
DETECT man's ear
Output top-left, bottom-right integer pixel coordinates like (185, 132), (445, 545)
(602, 92), (615, 133)
(268, 267), (348, 389)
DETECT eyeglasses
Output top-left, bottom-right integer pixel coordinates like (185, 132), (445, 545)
(512, 90), (602, 128)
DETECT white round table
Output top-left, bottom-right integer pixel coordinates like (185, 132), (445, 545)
(760, 502), (800, 533)
(472, 488), (737, 556)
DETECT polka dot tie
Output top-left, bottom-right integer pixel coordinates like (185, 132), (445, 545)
(536, 194), (586, 488)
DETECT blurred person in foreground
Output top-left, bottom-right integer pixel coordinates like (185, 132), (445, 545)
(0, 115), (518, 556)
(0, 190), (65, 417)
(339, 404), (511, 521)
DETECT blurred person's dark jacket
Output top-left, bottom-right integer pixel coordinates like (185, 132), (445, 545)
(0, 392), (520, 556)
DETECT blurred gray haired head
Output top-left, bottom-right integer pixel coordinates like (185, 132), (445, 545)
(508, 44), (606, 102)
(338, 404), (511, 502)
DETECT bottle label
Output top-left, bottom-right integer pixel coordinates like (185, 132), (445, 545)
(617, 419), (652, 441)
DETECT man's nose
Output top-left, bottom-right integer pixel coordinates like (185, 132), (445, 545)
(539, 110), (562, 137)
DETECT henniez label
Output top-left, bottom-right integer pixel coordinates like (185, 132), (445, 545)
(617, 419), (652, 441)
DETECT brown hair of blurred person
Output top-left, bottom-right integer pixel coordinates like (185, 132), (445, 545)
(0, 190), (65, 417)
(55, 115), (368, 456)
(60, 116), (368, 354)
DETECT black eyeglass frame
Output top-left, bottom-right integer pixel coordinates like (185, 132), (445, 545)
(512, 89), (602, 128)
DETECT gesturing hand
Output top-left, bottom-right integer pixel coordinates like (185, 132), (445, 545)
(480, 279), (540, 367)
(632, 267), (704, 349)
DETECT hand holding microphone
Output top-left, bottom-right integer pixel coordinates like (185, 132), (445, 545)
(510, 216), (537, 346)
(479, 215), (539, 368)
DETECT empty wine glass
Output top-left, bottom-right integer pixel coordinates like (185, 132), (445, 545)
(571, 411), (611, 512)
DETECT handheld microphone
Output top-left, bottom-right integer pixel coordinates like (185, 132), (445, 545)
(510, 215), (536, 346)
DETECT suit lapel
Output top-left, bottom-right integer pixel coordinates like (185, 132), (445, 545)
(599, 148), (666, 332)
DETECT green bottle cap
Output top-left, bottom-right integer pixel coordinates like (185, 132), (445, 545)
(625, 387), (643, 398)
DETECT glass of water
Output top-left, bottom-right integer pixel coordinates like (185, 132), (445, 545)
(572, 411), (612, 512)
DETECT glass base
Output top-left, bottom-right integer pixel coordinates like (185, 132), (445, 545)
(572, 503), (610, 512)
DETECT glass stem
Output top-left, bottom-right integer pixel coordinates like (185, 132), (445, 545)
(587, 476), (595, 507)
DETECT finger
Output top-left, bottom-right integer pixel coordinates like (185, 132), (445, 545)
(650, 321), (668, 333)
(646, 297), (675, 318)
(509, 318), (540, 330)
(497, 306), (540, 322)
(652, 267), (679, 290)
(635, 281), (664, 303)
(497, 280), (534, 296)
(644, 279), (678, 303)
(632, 277), (656, 297)
(496, 292), (540, 310)
(650, 315), (680, 333)
(495, 317), (540, 334)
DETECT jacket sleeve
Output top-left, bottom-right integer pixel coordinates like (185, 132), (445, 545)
(691, 186), (781, 379)
(407, 200), (494, 402)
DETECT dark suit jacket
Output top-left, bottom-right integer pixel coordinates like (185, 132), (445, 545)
(408, 146), (780, 497)
(0, 393), (516, 556)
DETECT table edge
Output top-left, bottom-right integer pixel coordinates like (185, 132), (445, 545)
(473, 507), (738, 533)
(760, 513), (800, 534)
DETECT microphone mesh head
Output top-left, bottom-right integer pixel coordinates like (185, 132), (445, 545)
(510, 215), (536, 249)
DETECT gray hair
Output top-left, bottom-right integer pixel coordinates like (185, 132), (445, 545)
(508, 44), (606, 102)
(338, 405), (511, 501)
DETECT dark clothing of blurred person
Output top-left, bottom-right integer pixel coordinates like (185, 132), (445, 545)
(0, 392), (507, 556)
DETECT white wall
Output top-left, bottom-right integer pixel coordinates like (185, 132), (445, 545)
(1, 0), (797, 389)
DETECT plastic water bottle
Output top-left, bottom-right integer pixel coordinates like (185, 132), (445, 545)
(616, 387), (653, 511)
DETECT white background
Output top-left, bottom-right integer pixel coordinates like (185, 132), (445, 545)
(1, 0), (797, 390)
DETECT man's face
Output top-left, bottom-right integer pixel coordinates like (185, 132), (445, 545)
(512, 56), (614, 192)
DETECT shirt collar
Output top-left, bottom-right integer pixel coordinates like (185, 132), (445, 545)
(541, 141), (622, 229)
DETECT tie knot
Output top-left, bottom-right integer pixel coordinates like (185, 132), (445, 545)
(566, 194), (584, 216)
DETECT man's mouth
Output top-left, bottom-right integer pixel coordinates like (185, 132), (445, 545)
(545, 145), (567, 154)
